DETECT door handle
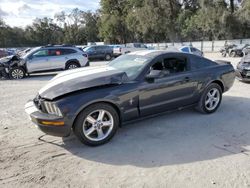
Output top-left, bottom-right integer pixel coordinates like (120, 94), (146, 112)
(183, 76), (190, 82)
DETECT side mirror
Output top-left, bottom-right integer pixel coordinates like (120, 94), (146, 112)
(145, 70), (168, 82)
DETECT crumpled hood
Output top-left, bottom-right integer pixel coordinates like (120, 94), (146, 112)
(39, 66), (128, 100)
(0, 55), (14, 64)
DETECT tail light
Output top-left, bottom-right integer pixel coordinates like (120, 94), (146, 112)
(82, 53), (88, 58)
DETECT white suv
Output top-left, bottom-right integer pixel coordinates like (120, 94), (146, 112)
(8, 45), (89, 79)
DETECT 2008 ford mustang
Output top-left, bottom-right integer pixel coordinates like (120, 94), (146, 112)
(25, 50), (235, 146)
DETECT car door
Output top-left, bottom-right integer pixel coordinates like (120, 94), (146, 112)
(139, 54), (199, 116)
(49, 48), (66, 69)
(95, 46), (105, 58)
(86, 46), (97, 59)
(26, 49), (51, 72)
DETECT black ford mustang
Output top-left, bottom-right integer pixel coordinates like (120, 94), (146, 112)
(25, 50), (235, 146)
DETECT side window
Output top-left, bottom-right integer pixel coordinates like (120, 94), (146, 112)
(181, 47), (190, 53)
(191, 47), (198, 52)
(190, 55), (216, 69)
(151, 59), (164, 71)
(32, 50), (49, 57)
(163, 57), (187, 73)
(126, 43), (133, 48)
(150, 57), (188, 75)
(60, 48), (77, 55)
(49, 49), (62, 56)
(95, 46), (103, 51)
(134, 43), (140, 48)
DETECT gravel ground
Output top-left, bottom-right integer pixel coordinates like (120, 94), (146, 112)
(0, 54), (250, 188)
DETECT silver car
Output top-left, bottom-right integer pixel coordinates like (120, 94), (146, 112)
(179, 46), (203, 57)
(8, 45), (89, 79)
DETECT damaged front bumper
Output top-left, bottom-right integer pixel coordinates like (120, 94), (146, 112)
(235, 69), (250, 82)
(25, 100), (71, 137)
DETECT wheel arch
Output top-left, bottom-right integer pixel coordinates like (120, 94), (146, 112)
(72, 100), (122, 130)
(65, 59), (80, 68)
(210, 80), (225, 93)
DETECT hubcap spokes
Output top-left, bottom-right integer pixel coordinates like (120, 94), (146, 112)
(68, 64), (77, 69)
(83, 110), (114, 141)
(12, 69), (23, 79)
(205, 88), (220, 111)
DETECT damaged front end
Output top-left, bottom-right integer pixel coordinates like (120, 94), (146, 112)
(236, 55), (250, 81)
(0, 55), (24, 79)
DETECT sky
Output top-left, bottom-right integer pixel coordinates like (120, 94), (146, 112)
(0, 0), (100, 27)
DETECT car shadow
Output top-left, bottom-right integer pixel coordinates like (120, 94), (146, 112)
(51, 95), (250, 168)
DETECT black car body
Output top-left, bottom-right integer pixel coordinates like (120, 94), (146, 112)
(25, 50), (235, 146)
(236, 54), (250, 81)
(83, 45), (114, 61)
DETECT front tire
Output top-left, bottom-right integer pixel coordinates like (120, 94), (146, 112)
(105, 54), (112, 61)
(196, 83), (222, 114)
(9, 67), (25, 79)
(73, 103), (119, 146)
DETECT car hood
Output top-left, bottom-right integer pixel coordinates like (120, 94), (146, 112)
(39, 66), (128, 100)
(0, 55), (14, 64)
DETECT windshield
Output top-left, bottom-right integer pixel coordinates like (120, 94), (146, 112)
(109, 54), (150, 79)
(83, 46), (93, 52)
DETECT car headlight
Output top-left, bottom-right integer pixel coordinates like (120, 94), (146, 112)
(43, 101), (63, 117)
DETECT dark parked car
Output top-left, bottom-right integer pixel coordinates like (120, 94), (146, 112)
(229, 44), (250, 57)
(242, 45), (250, 56)
(236, 54), (250, 82)
(25, 50), (235, 146)
(220, 44), (237, 57)
(83, 45), (113, 61)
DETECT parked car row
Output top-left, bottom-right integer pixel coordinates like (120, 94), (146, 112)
(220, 44), (250, 57)
(0, 45), (89, 79)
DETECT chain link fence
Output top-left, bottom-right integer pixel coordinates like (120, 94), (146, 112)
(146, 39), (250, 52)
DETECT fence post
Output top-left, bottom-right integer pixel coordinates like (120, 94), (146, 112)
(212, 40), (214, 52)
(201, 41), (203, 52)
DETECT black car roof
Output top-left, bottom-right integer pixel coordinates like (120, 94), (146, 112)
(129, 50), (188, 58)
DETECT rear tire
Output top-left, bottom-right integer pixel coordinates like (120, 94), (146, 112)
(196, 83), (222, 114)
(9, 67), (25, 79)
(66, 62), (80, 70)
(73, 103), (119, 146)
(105, 54), (112, 61)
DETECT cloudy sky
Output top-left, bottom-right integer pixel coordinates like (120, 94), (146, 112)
(0, 0), (100, 27)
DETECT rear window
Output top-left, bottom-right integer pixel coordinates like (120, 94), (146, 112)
(190, 55), (216, 69)
(181, 47), (190, 53)
(60, 48), (77, 55)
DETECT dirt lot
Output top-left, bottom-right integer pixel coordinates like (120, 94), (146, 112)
(0, 54), (250, 188)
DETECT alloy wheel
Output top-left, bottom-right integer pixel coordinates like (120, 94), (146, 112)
(11, 69), (24, 79)
(82, 109), (114, 141)
(68, 64), (78, 69)
(205, 88), (220, 111)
